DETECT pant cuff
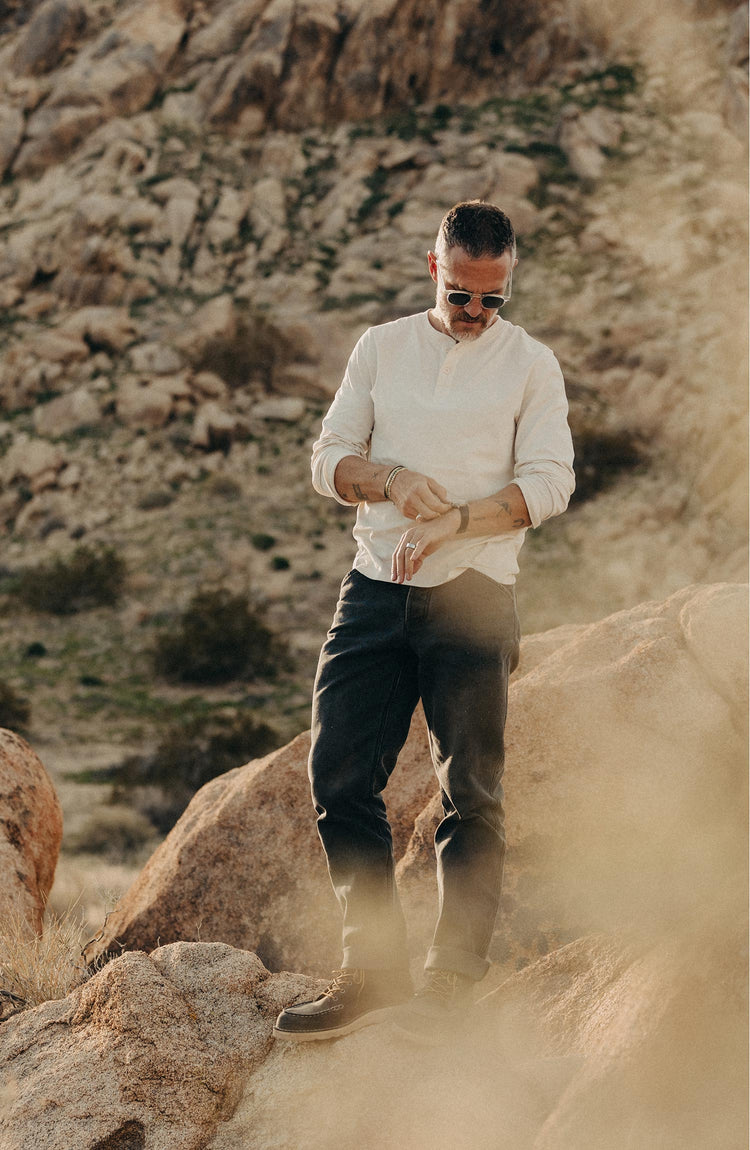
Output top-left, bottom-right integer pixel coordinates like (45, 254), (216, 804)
(425, 945), (490, 982)
(342, 946), (410, 972)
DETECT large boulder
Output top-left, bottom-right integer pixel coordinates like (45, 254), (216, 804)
(397, 582), (748, 973)
(0, 730), (63, 935)
(85, 719), (438, 974)
(0, 942), (317, 1150)
(206, 927), (746, 1150)
(12, 0), (88, 76)
(86, 584), (747, 983)
(502, 928), (747, 1150)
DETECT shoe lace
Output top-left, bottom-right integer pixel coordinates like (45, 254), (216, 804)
(323, 968), (362, 997)
(417, 969), (461, 1003)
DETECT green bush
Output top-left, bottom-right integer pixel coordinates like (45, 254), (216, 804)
(15, 545), (125, 615)
(137, 489), (175, 510)
(152, 588), (287, 684)
(112, 710), (280, 832)
(204, 474), (243, 501)
(0, 682), (30, 732)
(251, 532), (276, 551)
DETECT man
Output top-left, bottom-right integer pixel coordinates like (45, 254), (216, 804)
(274, 200), (575, 1043)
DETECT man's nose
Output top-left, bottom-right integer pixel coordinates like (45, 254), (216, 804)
(466, 296), (484, 316)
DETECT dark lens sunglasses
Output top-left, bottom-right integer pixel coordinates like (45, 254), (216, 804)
(438, 265), (512, 310)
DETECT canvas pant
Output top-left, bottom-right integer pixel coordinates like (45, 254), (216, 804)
(308, 567), (520, 982)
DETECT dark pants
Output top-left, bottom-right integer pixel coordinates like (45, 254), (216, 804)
(309, 567), (520, 982)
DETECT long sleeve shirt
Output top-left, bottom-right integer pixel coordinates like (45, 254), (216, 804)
(311, 311), (575, 587)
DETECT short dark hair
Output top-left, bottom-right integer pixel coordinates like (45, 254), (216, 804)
(436, 200), (516, 260)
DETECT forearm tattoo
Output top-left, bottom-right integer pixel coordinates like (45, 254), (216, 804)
(352, 483), (366, 501)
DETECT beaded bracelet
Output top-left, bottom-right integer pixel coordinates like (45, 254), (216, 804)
(383, 465), (406, 500)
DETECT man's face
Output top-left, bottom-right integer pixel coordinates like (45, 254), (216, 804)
(428, 246), (515, 342)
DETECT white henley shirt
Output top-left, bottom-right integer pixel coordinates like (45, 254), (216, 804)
(311, 310), (575, 587)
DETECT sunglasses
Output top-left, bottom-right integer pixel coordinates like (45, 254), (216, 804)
(438, 265), (512, 310)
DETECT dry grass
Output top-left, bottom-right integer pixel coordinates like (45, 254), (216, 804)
(0, 903), (91, 1019)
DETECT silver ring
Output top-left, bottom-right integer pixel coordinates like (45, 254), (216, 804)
(406, 543), (417, 550)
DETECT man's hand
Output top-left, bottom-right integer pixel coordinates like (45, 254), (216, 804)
(387, 469), (454, 521)
(390, 481), (531, 582)
(391, 508), (461, 583)
(333, 457), (453, 515)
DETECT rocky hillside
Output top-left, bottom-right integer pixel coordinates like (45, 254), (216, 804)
(0, 0), (746, 766)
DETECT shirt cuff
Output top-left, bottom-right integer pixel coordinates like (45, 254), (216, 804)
(312, 445), (363, 506)
(513, 468), (574, 529)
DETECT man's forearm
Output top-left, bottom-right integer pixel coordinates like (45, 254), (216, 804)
(448, 483), (531, 536)
(333, 456), (391, 503)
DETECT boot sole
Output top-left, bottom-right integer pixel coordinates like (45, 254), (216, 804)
(273, 1003), (401, 1042)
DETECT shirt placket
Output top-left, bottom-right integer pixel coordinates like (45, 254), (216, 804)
(434, 344), (461, 397)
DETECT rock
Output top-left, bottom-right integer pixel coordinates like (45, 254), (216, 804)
(12, 0), (87, 76)
(0, 942), (318, 1148)
(115, 378), (174, 429)
(129, 342), (184, 374)
(190, 401), (242, 449)
(174, 294), (236, 357)
(397, 584), (748, 969)
(26, 330), (89, 365)
(488, 150), (540, 198)
(250, 396), (305, 422)
(87, 585), (745, 979)
(0, 106), (24, 179)
(84, 717), (437, 974)
(558, 104), (620, 181)
(12, 104), (105, 178)
(33, 388), (102, 438)
(163, 189), (200, 251)
(485, 928), (747, 1150)
(74, 193), (129, 231)
(204, 187), (251, 248)
(678, 582), (748, 715)
(0, 729), (63, 935)
(57, 307), (137, 353)
(248, 176), (287, 241)
(725, 0), (747, 60)
(12, 0), (189, 174)
(1, 435), (66, 484)
(191, 371), (228, 400)
(209, 927), (745, 1150)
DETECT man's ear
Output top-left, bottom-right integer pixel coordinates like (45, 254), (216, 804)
(427, 250), (439, 283)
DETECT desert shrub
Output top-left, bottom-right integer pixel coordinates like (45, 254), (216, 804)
(65, 806), (156, 861)
(192, 310), (312, 392)
(569, 426), (644, 504)
(204, 474), (243, 501)
(111, 710), (280, 832)
(270, 556), (290, 571)
(15, 545), (125, 614)
(0, 681), (30, 731)
(137, 489), (175, 510)
(251, 532), (276, 551)
(152, 588), (287, 684)
(0, 904), (89, 1018)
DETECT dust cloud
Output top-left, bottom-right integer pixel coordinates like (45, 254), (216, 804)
(209, 6), (748, 1148)
(515, 0), (748, 634)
